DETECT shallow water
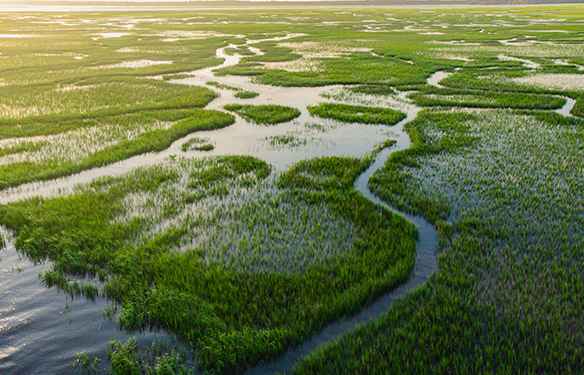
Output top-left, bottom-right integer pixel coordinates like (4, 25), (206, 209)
(497, 54), (540, 69)
(554, 59), (584, 72)
(557, 97), (576, 117)
(513, 73), (584, 92)
(426, 70), (451, 88)
(0, 236), (173, 374)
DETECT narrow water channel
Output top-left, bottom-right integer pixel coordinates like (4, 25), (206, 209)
(243, 111), (439, 375)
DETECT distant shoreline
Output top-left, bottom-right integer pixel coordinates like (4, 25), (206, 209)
(1, 0), (583, 12)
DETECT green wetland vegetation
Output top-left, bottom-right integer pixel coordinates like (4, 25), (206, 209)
(308, 103), (406, 125)
(0, 4), (583, 375)
(1, 155), (416, 373)
(223, 104), (301, 125)
(181, 137), (214, 152)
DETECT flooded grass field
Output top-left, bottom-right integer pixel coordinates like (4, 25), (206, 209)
(0, 4), (583, 374)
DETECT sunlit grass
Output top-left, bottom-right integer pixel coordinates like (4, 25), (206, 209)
(224, 104), (301, 125)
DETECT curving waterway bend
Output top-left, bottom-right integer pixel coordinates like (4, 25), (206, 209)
(243, 111), (439, 375)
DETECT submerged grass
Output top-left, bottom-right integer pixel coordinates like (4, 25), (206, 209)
(181, 137), (214, 152)
(411, 91), (566, 110)
(234, 90), (260, 99)
(0, 109), (234, 190)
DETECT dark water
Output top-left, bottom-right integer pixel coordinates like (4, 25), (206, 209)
(0, 238), (172, 375)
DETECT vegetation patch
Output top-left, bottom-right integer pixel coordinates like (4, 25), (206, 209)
(234, 90), (260, 99)
(181, 137), (214, 152)
(206, 81), (241, 91)
(264, 133), (308, 148)
(105, 337), (193, 375)
(223, 104), (301, 125)
(351, 84), (396, 96)
(411, 92), (566, 110)
(296, 108), (584, 373)
(162, 73), (193, 81)
(0, 109), (233, 190)
(0, 154), (416, 374)
(308, 103), (406, 125)
(224, 45), (256, 56)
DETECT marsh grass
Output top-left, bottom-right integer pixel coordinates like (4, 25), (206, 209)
(351, 84), (396, 96)
(411, 91), (566, 110)
(1, 155), (417, 374)
(206, 81), (241, 91)
(224, 45), (255, 56)
(107, 337), (193, 375)
(233, 90), (260, 99)
(163, 73), (193, 81)
(224, 104), (301, 125)
(0, 109), (234, 190)
(296, 108), (584, 374)
(264, 133), (308, 148)
(308, 103), (406, 125)
(0, 77), (217, 120)
(181, 137), (214, 152)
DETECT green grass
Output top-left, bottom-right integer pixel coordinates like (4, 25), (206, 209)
(573, 96), (584, 117)
(0, 154), (417, 374)
(181, 137), (214, 152)
(0, 77), (224, 190)
(206, 81), (241, 91)
(295, 108), (584, 374)
(234, 90), (260, 99)
(0, 110), (233, 190)
(308, 103), (406, 125)
(223, 104), (301, 125)
(351, 84), (396, 96)
(265, 133), (307, 148)
(224, 45), (256, 56)
(0, 77), (217, 121)
(163, 73), (193, 81)
(107, 338), (193, 375)
(410, 92), (566, 110)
